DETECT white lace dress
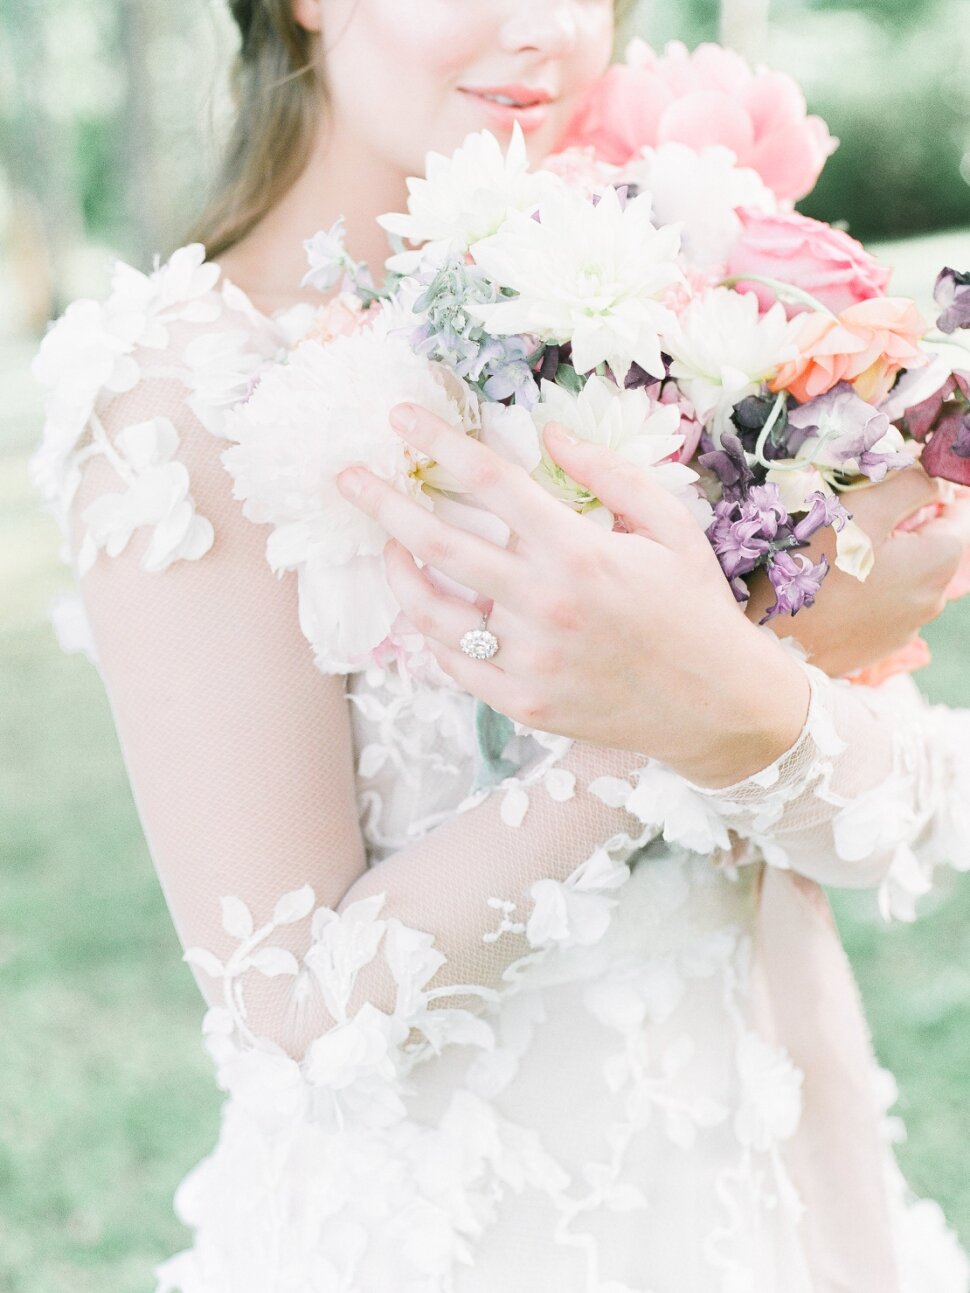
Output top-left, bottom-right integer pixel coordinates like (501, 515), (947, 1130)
(32, 246), (970, 1293)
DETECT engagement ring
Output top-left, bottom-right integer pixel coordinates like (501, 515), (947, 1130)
(460, 615), (500, 661)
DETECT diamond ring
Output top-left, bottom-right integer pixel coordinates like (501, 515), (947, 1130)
(459, 615), (500, 661)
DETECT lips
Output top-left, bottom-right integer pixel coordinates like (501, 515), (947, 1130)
(459, 84), (555, 110)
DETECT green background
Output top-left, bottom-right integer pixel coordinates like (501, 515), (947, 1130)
(1, 1), (969, 1289)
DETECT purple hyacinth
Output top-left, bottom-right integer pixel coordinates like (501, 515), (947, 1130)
(762, 552), (830, 622)
(935, 267), (970, 335)
(792, 490), (850, 544)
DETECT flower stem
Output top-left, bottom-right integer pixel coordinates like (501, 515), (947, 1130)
(752, 392), (789, 469)
(720, 274), (838, 320)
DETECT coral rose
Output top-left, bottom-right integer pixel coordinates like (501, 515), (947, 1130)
(556, 39), (837, 203)
(771, 298), (927, 405)
(727, 209), (892, 316)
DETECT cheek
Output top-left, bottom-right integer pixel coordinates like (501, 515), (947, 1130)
(323, 1), (492, 113)
(320, 0), (616, 169)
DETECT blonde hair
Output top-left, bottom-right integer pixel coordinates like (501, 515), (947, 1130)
(189, 0), (635, 258)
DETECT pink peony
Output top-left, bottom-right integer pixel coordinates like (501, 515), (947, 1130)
(556, 39), (837, 204)
(771, 298), (927, 405)
(727, 209), (892, 317)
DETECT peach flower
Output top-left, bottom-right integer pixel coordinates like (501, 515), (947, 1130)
(771, 298), (927, 405)
(556, 39), (837, 203)
(847, 636), (932, 688)
(303, 293), (372, 347)
(727, 209), (892, 317)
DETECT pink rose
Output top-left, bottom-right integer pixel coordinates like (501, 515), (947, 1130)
(727, 210), (892, 316)
(556, 39), (837, 204)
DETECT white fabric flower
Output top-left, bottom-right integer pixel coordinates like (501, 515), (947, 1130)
(77, 417), (215, 574)
(666, 288), (798, 437)
(221, 313), (480, 670)
(624, 143), (776, 270)
(378, 124), (560, 273)
(469, 184), (683, 383)
(30, 243), (223, 520)
(31, 298), (144, 462)
(183, 329), (271, 439)
(526, 847), (631, 949)
(596, 762), (732, 855)
(734, 1032), (803, 1151)
(48, 590), (99, 666)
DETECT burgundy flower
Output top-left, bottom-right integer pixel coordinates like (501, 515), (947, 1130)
(921, 407), (970, 485)
(699, 433), (755, 499)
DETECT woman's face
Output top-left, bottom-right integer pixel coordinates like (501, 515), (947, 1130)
(300, 0), (615, 173)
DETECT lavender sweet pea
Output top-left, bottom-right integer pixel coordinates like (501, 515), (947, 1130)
(787, 384), (911, 482)
(934, 267), (970, 335)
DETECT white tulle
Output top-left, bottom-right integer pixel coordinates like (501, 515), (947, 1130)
(31, 248), (970, 1293)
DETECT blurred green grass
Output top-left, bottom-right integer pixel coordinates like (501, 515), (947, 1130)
(1, 326), (969, 1292)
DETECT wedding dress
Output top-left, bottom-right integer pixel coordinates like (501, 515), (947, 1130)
(32, 245), (970, 1293)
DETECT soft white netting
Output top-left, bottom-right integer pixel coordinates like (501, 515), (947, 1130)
(67, 332), (654, 1060)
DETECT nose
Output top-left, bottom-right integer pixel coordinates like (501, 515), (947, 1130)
(499, 1), (578, 57)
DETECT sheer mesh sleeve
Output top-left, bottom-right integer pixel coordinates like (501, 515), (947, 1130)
(58, 321), (657, 1082)
(674, 649), (970, 920)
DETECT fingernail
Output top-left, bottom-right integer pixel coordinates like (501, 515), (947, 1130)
(391, 403), (418, 434)
(337, 468), (363, 499)
(547, 422), (579, 446)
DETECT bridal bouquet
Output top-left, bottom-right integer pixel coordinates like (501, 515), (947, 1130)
(222, 39), (970, 676)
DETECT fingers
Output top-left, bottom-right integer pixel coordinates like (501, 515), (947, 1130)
(542, 423), (700, 551)
(388, 403), (566, 541)
(337, 466), (519, 603)
(383, 539), (494, 651)
(423, 638), (537, 726)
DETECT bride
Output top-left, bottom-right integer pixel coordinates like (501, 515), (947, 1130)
(31, 0), (970, 1289)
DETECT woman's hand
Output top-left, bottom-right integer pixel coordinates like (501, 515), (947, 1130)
(337, 403), (811, 789)
(745, 467), (968, 678)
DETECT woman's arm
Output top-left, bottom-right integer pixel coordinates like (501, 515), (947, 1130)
(341, 403), (970, 905)
(69, 365), (657, 1065)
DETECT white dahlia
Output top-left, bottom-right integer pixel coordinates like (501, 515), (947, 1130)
(378, 124), (560, 273)
(480, 377), (698, 527)
(469, 185), (683, 384)
(665, 287), (799, 437)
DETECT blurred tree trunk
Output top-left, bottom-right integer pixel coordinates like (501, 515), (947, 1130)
(117, 0), (163, 266)
(719, 0), (771, 59)
(0, 0), (86, 321)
